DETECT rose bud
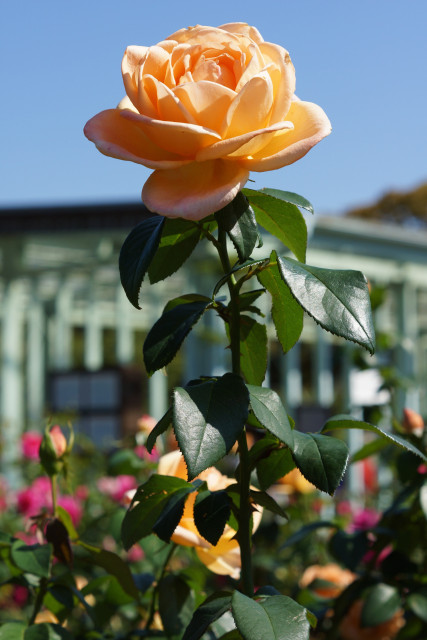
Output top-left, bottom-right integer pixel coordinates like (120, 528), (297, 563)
(402, 408), (425, 438)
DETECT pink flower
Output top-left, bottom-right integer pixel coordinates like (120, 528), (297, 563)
(21, 431), (43, 461)
(0, 476), (9, 511)
(363, 544), (393, 568)
(57, 495), (83, 527)
(12, 585), (29, 606)
(135, 444), (159, 462)
(75, 485), (89, 501)
(97, 475), (138, 503)
(336, 501), (353, 517)
(127, 544), (145, 563)
(349, 507), (380, 532)
(16, 477), (52, 517)
(49, 425), (67, 457)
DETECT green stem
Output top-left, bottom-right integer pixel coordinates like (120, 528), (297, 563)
(28, 577), (49, 626)
(145, 543), (177, 630)
(217, 228), (254, 597)
(51, 475), (58, 517)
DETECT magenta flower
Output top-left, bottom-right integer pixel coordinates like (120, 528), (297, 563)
(21, 431), (43, 461)
(97, 475), (138, 503)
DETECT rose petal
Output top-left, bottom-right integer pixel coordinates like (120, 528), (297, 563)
(259, 42), (295, 123)
(222, 70), (273, 138)
(144, 76), (197, 124)
(84, 109), (191, 169)
(168, 25), (241, 45)
(157, 450), (187, 478)
(196, 538), (241, 579)
(219, 23), (264, 44)
(172, 524), (209, 549)
(234, 44), (264, 92)
(141, 159), (249, 219)
(240, 100), (332, 171)
(173, 81), (236, 133)
(122, 45), (148, 108)
(196, 121), (293, 162)
(140, 45), (171, 80)
(121, 109), (221, 157)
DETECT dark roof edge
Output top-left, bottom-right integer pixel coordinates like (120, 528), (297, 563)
(0, 202), (153, 234)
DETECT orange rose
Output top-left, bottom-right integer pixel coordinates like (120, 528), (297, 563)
(339, 600), (405, 640)
(157, 451), (262, 579)
(84, 23), (331, 220)
(299, 563), (355, 599)
(402, 407), (425, 437)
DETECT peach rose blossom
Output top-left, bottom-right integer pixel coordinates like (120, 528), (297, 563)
(157, 450), (262, 579)
(299, 563), (355, 599)
(402, 407), (425, 437)
(339, 600), (405, 640)
(275, 467), (316, 495)
(84, 23), (331, 220)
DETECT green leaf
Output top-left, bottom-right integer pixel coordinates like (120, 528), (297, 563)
(77, 541), (139, 599)
(182, 591), (233, 640)
(258, 252), (303, 353)
(119, 213), (165, 309)
(420, 483), (427, 519)
(152, 487), (192, 542)
(280, 521), (337, 550)
(351, 438), (390, 462)
(277, 257), (375, 354)
(148, 218), (201, 284)
(194, 490), (232, 545)
(121, 474), (194, 549)
(217, 631), (243, 640)
(247, 385), (293, 449)
(213, 259), (269, 299)
(257, 448), (295, 491)
(250, 490), (288, 519)
(244, 189), (308, 262)
(159, 574), (195, 637)
(24, 625), (73, 640)
(215, 192), (259, 262)
(322, 414), (427, 461)
(238, 289), (265, 311)
(56, 505), (78, 541)
(408, 589), (427, 622)
(146, 407), (172, 453)
(11, 541), (52, 578)
(292, 431), (349, 495)
(107, 448), (144, 475)
(231, 591), (311, 640)
(0, 623), (26, 640)
(143, 298), (210, 374)
(329, 530), (369, 571)
(163, 293), (212, 313)
(361, 584), (401, 628)
(261, 188), (314, 214)
(174, 373), (249, 479)
(239, 316), (268, 385)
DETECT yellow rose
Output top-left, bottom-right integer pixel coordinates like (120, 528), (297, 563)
(157, 451), (262, 579)
(275, 467), (316, 495)
(84, 23), (331, 220)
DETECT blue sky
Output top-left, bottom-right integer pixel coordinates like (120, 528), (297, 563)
(1, 0), (426, 215)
